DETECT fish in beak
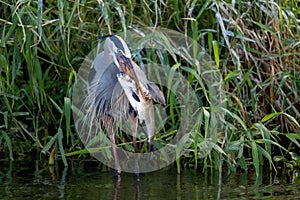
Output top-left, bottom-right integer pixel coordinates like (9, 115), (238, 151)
(116, 55), (146, 100)
(117, 72), (155, 154)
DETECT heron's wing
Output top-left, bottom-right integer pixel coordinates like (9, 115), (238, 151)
(87, 54), (129, 120)
(91, 52), (112, 76)
(110, 79), (129, 120)
(88, 52), (112, 95)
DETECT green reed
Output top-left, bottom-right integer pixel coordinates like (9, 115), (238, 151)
(0, 0), (299, 175)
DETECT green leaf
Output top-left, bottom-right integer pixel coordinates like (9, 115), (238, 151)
(192, 20), (198, 59)
(64, 97), (71, 144)
(49, 97), (63, 114)
(12, 112), (29, 116)
(251, 140), (259, 177)
(208, 32), (213, 55)
(42, 132), (59, 154)
(57, 128), (68, 167)
(65, 147), (111, 156)
(255, 138), (288, 152)
(282, 113), (300, 127)
(37, 0), (43, 41)
(273, 155), (284, 162)
(286, 133), (300, 139)
(220, 107), (248, 131)
(251, 20), (276, 35)
(0, 16), (18, 47)
(3, 111), (8, 129)
(180, 66), (209, 102)
(210, 141), (226, 155)
(260, 112), (281, 123)
(0, 54), (8, 70)
(286, 134), (300, 148)
(256, 145), (276, 171)
(1, 131), (13, 160)
(212, 40), (219, 68)
(238, 157), (247, 170)
(224, 70), (240, 82)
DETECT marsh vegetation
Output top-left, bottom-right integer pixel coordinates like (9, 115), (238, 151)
(0, 0), (299, 176)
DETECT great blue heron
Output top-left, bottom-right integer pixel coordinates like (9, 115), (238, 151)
(86, 35), (165, 176)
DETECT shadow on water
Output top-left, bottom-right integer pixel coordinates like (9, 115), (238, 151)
(0, 160), (300, 199)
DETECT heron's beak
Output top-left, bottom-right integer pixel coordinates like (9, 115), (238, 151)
(117, 55), (145, 99)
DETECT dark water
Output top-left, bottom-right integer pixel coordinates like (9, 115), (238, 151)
(0, 161), (299, 200)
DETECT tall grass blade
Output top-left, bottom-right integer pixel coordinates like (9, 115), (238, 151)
(58, 128), (68, 167)
(251, 140), (259, 177)
(41, 132), (59, 154)
(212, 41), (219, 68)
(1, 131), (14, 160)
(64, 97), (71, 144)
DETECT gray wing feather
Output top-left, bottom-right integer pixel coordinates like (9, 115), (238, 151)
(87, 53), (164, 121)
(88, 53), (129, 120)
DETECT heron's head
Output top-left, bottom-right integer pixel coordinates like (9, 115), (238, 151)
(103, 35), (133, 73)
(104, 35), (142, 93)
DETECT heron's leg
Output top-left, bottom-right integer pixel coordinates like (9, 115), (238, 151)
(148, 137), (155, 152)
(146, 137), (155, 161)
(129, 110), (139, 178)
(102, 115), (121, 176)
(113, 175), (121, 198)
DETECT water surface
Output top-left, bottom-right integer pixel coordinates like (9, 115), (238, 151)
(0, 161), (299, 199)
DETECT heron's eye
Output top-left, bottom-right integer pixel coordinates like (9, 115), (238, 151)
(117, 49), (123, 54)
